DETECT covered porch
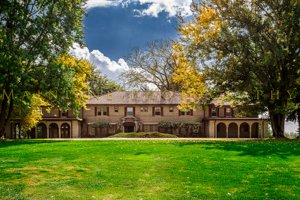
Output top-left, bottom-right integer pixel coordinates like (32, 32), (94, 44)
(208, 118), (268, 138)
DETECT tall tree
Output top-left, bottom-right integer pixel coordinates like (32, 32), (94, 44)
(89, 69), (123, 96)
(0, 0), (86, 136)
(177, 0), (300, 137)
(172, 42), (206, 111)
(122, 41), (180, 92)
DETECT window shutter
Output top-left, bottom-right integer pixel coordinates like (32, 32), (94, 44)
(133, 107), (135, 116)
(95, 107), (97, 116)
(209, 107), (211, 117)
(125, 107), (127, 116)
(107, 106), (109, 116)
(152, 107), (155, 116)
(178, 109), (181, 116)
(161, 106), (163, 116)
(191, 109), (193, 116)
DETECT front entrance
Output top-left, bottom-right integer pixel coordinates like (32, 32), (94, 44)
(123, 122), (135, 132)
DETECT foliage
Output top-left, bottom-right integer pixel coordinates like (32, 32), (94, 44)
(89, 69), (123, 96)
(19, 94), (48, 132)
(158, 121), (201, 129)
(0, 140), (299, 199)
(122, 40), (181, 91)
(177, 0), (300, 137)
(158, 121), (180, 129)
(172, 42), (206, 111)
(109, 132), (178, 138)
(0, 0), (87, 136)
(54, 54), (93, 112)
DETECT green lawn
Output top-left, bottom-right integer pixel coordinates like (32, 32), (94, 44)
(0, 140), (299, 200)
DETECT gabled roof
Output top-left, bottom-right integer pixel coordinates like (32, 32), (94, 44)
(88, 91), (181, 105)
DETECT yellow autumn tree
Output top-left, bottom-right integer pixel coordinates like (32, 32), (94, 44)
(20, 94), (49, 132)
(172, 42), (206, 111)
(18, 54), (93, 132)
(55, 54), (93, 112)
(172, 4), (222, 111)
(178, 5), (221, 47)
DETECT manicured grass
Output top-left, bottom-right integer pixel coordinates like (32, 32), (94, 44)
(0, 140), (299, 200)
(109, 132), (178, 138)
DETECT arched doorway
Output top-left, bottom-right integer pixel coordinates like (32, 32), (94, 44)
(49, 123), (59, 138)
(240, 123), (250, 138)
(37, 123), (47, 138)
(217, 123), (226, 138)
(61, 123), (70, 138)
(123, 122), (135, 133)
(251, 123), (259, 138)
(228, 123), (238, 138)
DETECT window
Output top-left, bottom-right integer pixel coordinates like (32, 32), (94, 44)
(140, 106), (148, 112)
(179, 110), (193, 116)
(179, 111), (185, 116)
(186, 110), (192, 115)
(154, 107), (161, 115)
(169, 106), (174, 112)
(127, 107), (134, 115)
(102, 107), (108, 116)
(211, 107), (217, 117)
(61, 111), (67, 117)
(96, 107), (109, 116)
(225, 107), (232, 117)
(114, 106), (119, 112)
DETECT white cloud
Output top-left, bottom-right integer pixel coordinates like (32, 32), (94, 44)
(85, 0), (192, 17)
(85, 0), (121, 9)
(70, 43), (129, 82)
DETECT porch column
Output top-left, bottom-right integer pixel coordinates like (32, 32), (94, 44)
(46, 124), (49, 138)
(58, 125), (61, 138)
(237, 124), (240, 138)
(226, 124), (229, 138)
(249, 123), (252, 138)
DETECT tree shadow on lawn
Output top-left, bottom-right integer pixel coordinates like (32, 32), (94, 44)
(0, 139), (68, 148)
(174, 140), (300, 159)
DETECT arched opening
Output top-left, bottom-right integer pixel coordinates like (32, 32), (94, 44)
(217, 123), (226, 138)
(37, 123), (47, 138)
(228, 123), (238, 138)
(240, 123), (250, 138)
(49, 123), (59, 138)
(61, 123), (70, 138)
(251, 123), (259, 138)
(123, 122), (135, 133)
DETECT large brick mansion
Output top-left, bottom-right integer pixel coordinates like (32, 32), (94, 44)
(7, 91), (268, 138)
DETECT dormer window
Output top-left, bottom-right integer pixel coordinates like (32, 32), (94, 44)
(61, 111), (67, 117)
(225, 107), (232, 117)
(211, 107), (218, 117)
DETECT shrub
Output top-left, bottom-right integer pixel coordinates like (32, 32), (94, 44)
(109, 132), (178, 138)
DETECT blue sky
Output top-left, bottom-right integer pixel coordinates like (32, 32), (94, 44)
(70, 0), (193, 81)
(84, 4), (179, 60)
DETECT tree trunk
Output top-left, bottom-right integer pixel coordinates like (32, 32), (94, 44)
(269, 111), (285, 138)
(297, 110), (300, 138)
(0, 94), (13, 138)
